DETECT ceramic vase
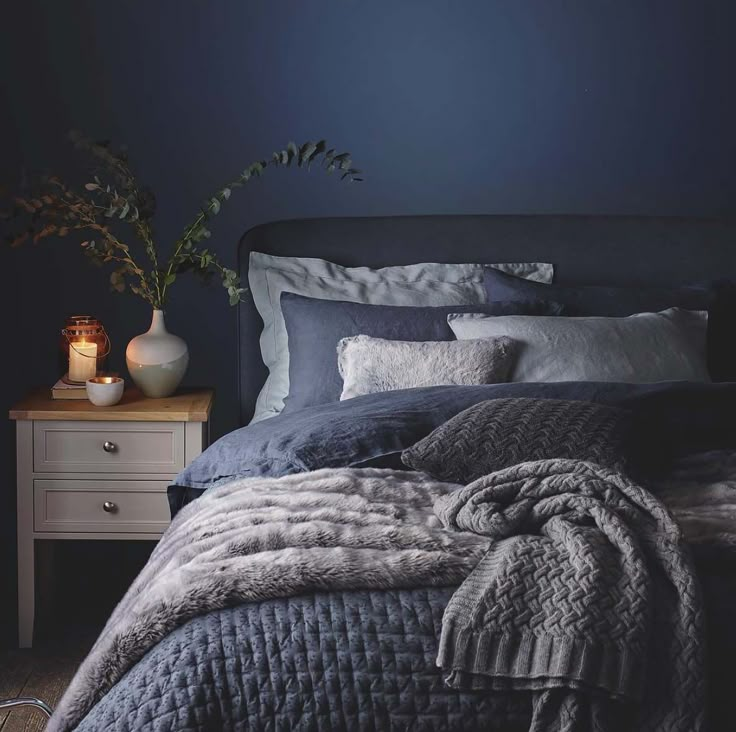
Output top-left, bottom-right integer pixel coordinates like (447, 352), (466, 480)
(126, 310), (188, 398)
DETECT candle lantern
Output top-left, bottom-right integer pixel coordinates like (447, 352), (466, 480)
(61, 315), (110, 384)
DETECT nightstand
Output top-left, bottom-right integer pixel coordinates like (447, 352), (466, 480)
(9, 387), (213, 648)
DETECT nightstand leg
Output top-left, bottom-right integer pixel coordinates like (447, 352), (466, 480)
(17, 535), (34, 648)
(16, 420), (34, 648)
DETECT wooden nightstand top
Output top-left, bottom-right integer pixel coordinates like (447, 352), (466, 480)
(9, 387), (214, 422)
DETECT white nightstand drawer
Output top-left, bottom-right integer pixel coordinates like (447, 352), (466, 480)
(34, 479), (171, 533)
(13, 388), (213, 647)
(33, 421), (185, 474)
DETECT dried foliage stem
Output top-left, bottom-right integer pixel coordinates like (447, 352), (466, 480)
(4, 132), (361, 310)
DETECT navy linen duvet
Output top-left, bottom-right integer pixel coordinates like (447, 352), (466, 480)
(170, 381), (736, 512)
(67, 383), (736, 731)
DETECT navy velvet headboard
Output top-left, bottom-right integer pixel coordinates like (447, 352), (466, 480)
(237, 215), (736, 424)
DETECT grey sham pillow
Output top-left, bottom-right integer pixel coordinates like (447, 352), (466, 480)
(337, 335), (517, 400)
(448, 308), (711, 384)
(281, 294), (565, 414)
(248, 252), (554, 422)
(401, 397), (630, 483)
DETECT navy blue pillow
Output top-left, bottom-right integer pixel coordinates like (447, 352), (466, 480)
(484, 266), (715, 315)
(483, 267), (734, 380)
(281, 294), (564, 413)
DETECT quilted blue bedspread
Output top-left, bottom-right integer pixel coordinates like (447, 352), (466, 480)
(73, 555), (736, 731)
(74, 588), (529, 731)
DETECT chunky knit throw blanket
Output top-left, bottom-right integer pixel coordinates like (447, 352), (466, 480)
(435, 459), (706, 732)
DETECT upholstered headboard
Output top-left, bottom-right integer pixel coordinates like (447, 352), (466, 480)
(237, 215), (736, 424)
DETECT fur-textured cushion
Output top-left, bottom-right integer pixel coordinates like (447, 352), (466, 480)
(402, 397), (630, 483)
(337, 335), (517, 401)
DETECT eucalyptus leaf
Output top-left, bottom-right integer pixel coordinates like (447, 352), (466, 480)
(298, 142), (317, 166)
(8, 132), (361, 310)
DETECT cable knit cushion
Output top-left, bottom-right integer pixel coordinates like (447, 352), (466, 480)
(337, 335), (517, 400)
(402, 397), (630, 483)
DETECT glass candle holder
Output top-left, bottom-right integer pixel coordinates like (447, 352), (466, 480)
(61, 315), (110, 384)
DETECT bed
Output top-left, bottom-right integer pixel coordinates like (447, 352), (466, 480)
(49, 215), (736, 731)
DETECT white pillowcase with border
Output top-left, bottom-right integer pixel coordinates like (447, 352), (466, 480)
(248, 252), (554, 422)
(447, 308), (710, 384)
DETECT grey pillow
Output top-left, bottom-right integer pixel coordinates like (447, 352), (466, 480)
(337, 335), (517, 400)
(281, 294), (565, 414)
(248, 251), (554, 422)
(402, 397), (630, 484)
(483, 266), (735, 381)
(448, 308), (711, 383)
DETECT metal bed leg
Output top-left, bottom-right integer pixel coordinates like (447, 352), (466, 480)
(0, 696), (53, 718)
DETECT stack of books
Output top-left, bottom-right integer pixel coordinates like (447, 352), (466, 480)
(51, 378), (88, 400)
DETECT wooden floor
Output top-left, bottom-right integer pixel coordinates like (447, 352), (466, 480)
(0, 635), (91, 731)
(0, 540), (155, 730)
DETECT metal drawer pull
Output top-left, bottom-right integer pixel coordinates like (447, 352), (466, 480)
(102, 501), (118, 513)
(103, 441), (117, 453)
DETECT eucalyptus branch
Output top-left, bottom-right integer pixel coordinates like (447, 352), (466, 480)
(5, 133), (361, 311)
(159, 140), (361, 307)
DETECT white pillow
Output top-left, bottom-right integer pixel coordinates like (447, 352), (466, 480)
(248, 252), (553, 422)
(447, 308), (710, 383)
(337, 334), (517, 400)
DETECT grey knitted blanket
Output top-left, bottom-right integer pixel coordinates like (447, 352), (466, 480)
(435, 459), (706, 732)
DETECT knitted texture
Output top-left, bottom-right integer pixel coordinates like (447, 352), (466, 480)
(435, 459), (706, 732)
(403, 397), (629, 483)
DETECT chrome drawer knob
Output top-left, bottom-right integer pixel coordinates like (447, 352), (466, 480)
(102, 501), (117, 513)
(103, 441), (117, 453)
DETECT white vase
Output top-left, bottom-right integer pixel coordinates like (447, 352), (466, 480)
(126, 310), (188, 398)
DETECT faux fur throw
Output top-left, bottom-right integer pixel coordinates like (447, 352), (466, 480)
(48, 468), (489, 732)
(337, 334), (517, 400)
(435, 459), (706, 732)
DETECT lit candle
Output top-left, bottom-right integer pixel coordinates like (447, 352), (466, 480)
(68, 340), (98, 382)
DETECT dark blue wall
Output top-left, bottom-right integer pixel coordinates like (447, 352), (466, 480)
(1, 0), (735, 645)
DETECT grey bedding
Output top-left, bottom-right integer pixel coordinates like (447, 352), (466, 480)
(74, 589), (530, 732)
(63, 449), (736, 731)
(168, 381), (736, 510)
(437, 459), (704, 731)
(52, 468), (489, 732)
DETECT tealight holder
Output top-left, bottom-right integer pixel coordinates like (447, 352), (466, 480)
(86, 376), (125, 407)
